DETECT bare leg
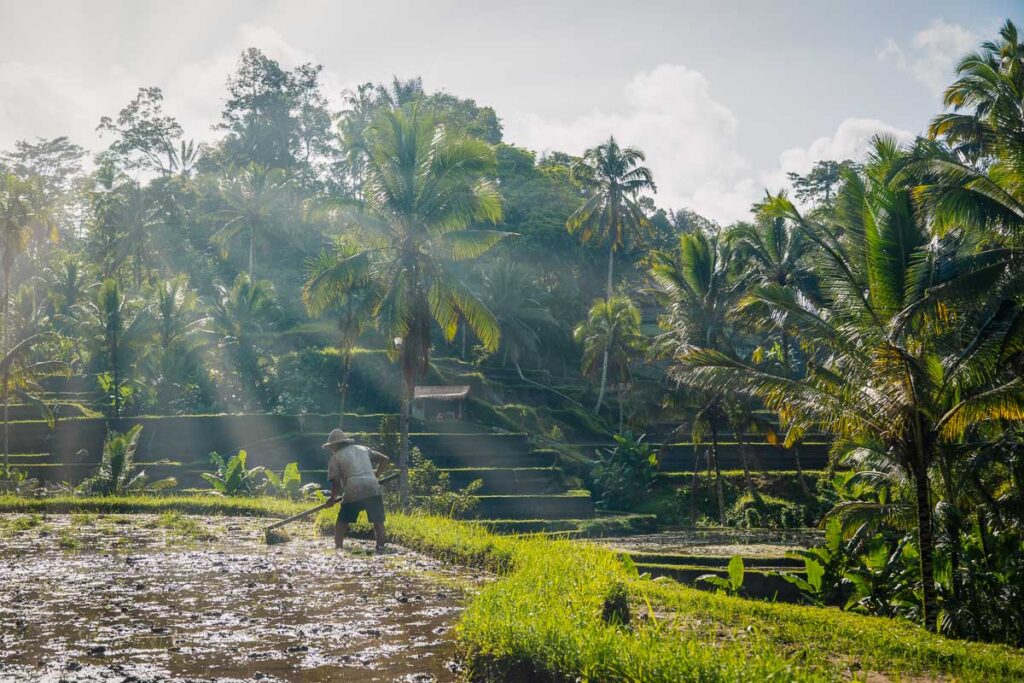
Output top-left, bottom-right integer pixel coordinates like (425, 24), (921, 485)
(335, 521), (349, 549)
(373, 521), (386, 550)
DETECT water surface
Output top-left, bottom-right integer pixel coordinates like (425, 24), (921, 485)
(0, 513), (475, 682)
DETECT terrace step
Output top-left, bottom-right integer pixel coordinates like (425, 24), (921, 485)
(442, 467), (566, 494)
(420, 450), (556, 470)
(3, 404), (93, 421)
(474, 493), (594, 520)
(14, 462), (97, 482)
(654, 443), (830, 472)
(241, 432), (535, 470)
(4, 453), (51, 462)
(627, 551), (803, 569)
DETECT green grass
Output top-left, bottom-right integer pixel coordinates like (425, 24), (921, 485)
(311, 508), (1024, 681)
(0, 494), (304, 518)
(1, 513), (44, 534)
(3, 494), (1023, 681)
(56, 526), (82, 550)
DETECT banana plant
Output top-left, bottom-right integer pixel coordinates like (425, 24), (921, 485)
(263, 462), (319, 501)
(201, 450), (266, 496)
(696, 555), (745, 596)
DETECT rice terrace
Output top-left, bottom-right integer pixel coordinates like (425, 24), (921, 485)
(2, 1), (1024, 681)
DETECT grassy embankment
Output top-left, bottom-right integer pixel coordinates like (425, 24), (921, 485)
(2, 494), (1023, 681)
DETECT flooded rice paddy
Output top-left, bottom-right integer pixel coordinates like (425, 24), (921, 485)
(593, 527), (821, 558)
(0, 513), (480, 682)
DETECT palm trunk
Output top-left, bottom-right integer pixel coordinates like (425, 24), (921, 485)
(710, 422), (726, 524)
(913, 462), (938, 632)
(792, 444), (810, 496)
(940, 458), (960, 607)
(112, 332), (120, 420)
(976, 508), (993, 571)
(689, 446), (703, 523)
(595, 351), (610, 412)
(248, 223), (255, 279)
(738, 437), (761, 504)
(594, 244), (615, 412)
(618, 383), (624, 434)
(338, 351), (352, 429)
(399, 372), (411, 509)
(606, 240), (615, 300)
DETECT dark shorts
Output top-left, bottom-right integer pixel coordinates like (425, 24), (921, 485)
(337, 495), (385, 524)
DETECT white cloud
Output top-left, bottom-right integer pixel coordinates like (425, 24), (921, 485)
(0, 61), (138, 153)
(766, 117), (915, 189)
(506, 64), (913, 224)
(165, 23), (349, 144)
(877, 19), (977, 95)
(505, 64), (751, 222)
(0, 24), (346, 155)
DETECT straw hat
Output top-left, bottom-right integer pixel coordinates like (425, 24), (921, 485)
(322, 428), (355, 450)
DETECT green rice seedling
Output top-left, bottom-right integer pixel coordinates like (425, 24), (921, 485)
(56, 527), (82, 550)
(5, 514), (43, 533)
(70, 513), (97, 527)
(155, 511), (218, 542)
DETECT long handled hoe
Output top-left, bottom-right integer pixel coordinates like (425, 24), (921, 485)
(264, 471), (399, 542)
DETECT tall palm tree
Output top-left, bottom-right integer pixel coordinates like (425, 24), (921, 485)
(143, 277), (208, 413)
(207, 274), (279, 412)
(928, 19), (1024, 163)
(214, 163), (290, 278)
(650, 230), (745, 523)
(305, 103), (508, 506)
(44, 260), (90, 363)
(673, 136), (1024, 631)
(916, 22), (1024, 252)
(479, 262), (563, 369)
(25, 175), (59, 262)
(728, 201), (819, 358)
(303, 238), (382, 427)
(87, 279), (152, 419)
(729, 199), (820, 492)
(567, 136), (655, 410)
(111, 181), (162, 288)
(574, 296), (644, 433)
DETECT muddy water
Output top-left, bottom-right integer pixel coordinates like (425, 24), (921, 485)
(593, 528), (822, 558)
(0, 514), (478, 682)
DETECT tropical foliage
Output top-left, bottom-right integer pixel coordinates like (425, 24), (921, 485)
(78, 425), (177, 495)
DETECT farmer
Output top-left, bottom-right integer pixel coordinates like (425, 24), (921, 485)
(322, 428), (391, 552)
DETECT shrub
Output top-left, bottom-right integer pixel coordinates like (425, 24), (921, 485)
(372, 415), (480, 517)
(0, 464), (39, 496)
(201, 450), (265, 496)
(263, 462), (319, 501)
(383, 447), (482, 517)
(591, 432), (657, 510)
(726, 493), (810, 528)
(78, 425), (177, 495)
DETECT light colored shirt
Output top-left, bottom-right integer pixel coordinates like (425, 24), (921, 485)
(327, 444), (381, 503)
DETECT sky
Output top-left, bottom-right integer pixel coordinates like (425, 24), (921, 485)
(0, 0), (1018, 223)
